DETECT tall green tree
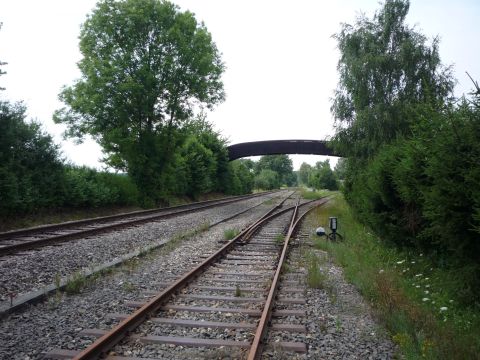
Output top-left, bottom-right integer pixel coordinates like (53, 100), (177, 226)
(297, 162), (312, 185)
(0, 102), (65, 213)
(54, 0), (225, 203)
(331, 0), (454, 238)
(254, 169), (279, 190)
(333, 158), (347, 181)
(331, 0), (453, 159)
(308, 160), (338, 191)
(229, 160), (254, 195)
(254, 155), (294, 186)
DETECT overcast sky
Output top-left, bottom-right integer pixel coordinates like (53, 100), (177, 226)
(1, 0), (479, 170)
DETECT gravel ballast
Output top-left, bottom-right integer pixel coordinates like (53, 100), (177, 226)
(262, 220), (396, 359)
(0, 196), (285, 360)
(0, 192), (282, 303)
(0, 197), (397, 359)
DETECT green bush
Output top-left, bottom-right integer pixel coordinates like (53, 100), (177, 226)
(254, 169), (280, 190)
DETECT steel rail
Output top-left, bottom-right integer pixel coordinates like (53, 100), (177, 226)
(71, 192), (298, 360)
(0, 191), (277, 241)
(247, 197), (330, 359)
(0, 191), (279, 256)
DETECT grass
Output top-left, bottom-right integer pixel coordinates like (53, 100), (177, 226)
(234, 285), (242, 297)
(224, 228), (240, 240)
(275, 233), (284, 245)
(306, 252), (327, 289)
(300, 188), (330, 200)
(305, 193), (480, 359)
(65, 271), (87, 295)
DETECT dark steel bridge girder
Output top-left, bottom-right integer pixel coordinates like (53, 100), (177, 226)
(227, 140), (338, 161)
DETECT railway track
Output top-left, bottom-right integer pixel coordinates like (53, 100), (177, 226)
(45, 194), (329, 359)
(0, 191), (276, 256)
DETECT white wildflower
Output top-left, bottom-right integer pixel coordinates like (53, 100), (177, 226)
(440, 307), (448, 312)
(411, 261), (416, 264)
(416, 285), (420, 288)
(424, 290), (429, 294)
(396, 260), (405, 264)
(415, 273), (422, 277)
(379, 269), (384, 274)
(422, 297), (429, 302)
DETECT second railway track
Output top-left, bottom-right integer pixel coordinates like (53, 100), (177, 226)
(0, 192), (277, 256)
(45, 194), (330, 359)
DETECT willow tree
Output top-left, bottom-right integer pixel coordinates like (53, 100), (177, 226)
(54, 0), (225, 203)
(331, 0), (453, 159)
(330, 0), (454, 245)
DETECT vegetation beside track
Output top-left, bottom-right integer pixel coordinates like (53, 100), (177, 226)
(304, 193), (480, 359)
(0, 192), (239, 232)
(299, 188), (331, 200)
(330, 0), (480, 305)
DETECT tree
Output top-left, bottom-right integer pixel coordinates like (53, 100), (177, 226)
(254, 155), (294, 186)
(254, 169), (279, 190)
(331, 0), (453, 159)
(333, 158), (347, 181)
(308, 160), (338, 191)
(0, 102), (65, 213)
(181, 136), (216, 199)
(183, 115), (230, 193)
(229, 160), (254, 195)
(54, 0), (225, 203)
(331, 0), (454, 239)
(297, 162), (312, 185)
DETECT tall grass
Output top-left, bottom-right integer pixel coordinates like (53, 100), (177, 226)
(300, 188), (329, 200)
(224, 228), (240, 240)
(306, 193), (480, 359)
(306, 252), (327, 289)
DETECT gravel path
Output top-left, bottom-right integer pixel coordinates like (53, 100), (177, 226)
(0, 197), (284, 360)
(0, 192), (283, 302)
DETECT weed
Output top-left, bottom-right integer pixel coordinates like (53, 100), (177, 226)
(234, 285), (242, 297)
(122, 281), (135, 292)
(300, 188), (330, 200)
(65, 271), (87, 295)
(160, 222), (210, 255)
(199, 222), (210, 232)
(306, 252), (327, 289)
(263, 198), (277, 206)
(54, 272), (61, 289)
(224, 228), (240, 240)
(335, 317), (342, 332)
(275, 233), (284, 245)
(282, 263), (291, 273)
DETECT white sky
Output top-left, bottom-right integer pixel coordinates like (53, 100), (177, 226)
(1, 0), (479, 170)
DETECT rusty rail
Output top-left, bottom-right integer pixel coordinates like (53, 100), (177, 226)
(71, 193), (296, 360)
(46, 194), (329, 359)
(247, 197), (329, 359)
(0, 191), (278, 256)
